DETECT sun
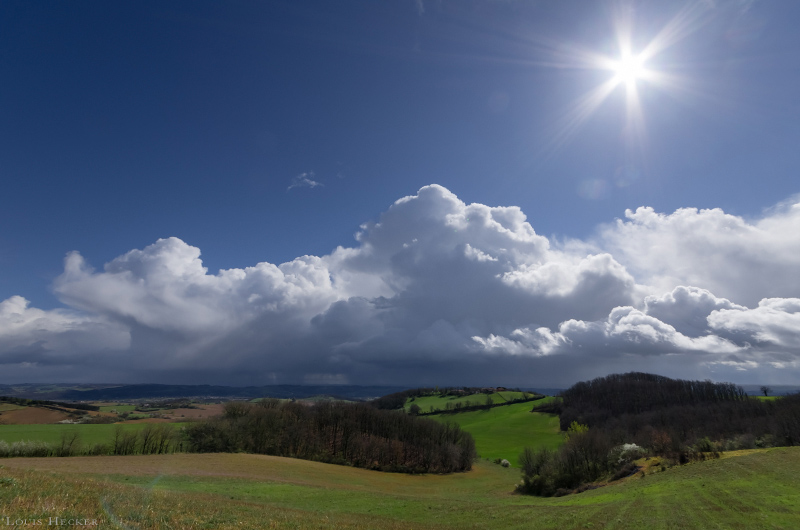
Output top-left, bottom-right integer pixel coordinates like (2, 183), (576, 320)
(534, 2), (709, 157)
(613, 52), (645, 86)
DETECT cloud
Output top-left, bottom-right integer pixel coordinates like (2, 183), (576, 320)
(2, 185), (800, 385)
(0, 295), (129, 366)
(287, 171), (323, 190)
(595, 197), (800, 306)
(709, 298), (800, 349)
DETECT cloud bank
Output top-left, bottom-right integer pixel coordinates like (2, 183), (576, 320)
(2, 185), (800, 386)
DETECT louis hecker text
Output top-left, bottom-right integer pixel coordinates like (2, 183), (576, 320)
(3, 517), (99, 526)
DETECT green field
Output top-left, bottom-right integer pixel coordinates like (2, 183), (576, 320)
(0, 403), (25, 412)
(430, 398), (561, 466)
(404, 391), (531, 413)
(0, 423), (186, 445)
(2, 448), (799, 529)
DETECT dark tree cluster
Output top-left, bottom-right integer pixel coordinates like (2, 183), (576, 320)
(0, 396), (99, 412)
(518, 425), (614, 497)
(536, 372), (800, 449)
(520, 373), (800, 497)
(186, 400), (476, 474)
(557, 372), (747, 420)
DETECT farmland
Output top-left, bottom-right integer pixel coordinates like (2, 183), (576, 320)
(403, 391), (532, 413)
(2, 448), (799, 528)
(1, 383), (799, 528)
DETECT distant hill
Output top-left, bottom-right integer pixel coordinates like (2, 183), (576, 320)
(740, 384), (800, 396)
(0, 383), (407, 401)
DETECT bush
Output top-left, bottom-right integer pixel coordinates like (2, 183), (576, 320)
(518, 429), (615, 497)
(2, 441), (52, 458)
(609, 443), (645, 465)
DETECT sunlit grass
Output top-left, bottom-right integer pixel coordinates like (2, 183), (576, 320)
(429, 398), (562, 466)
(2, 448), (800, 529)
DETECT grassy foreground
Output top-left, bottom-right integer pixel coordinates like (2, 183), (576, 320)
(2, 448), (799, 529)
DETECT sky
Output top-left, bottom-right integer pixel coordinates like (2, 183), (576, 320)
(2, 0), (800, 387)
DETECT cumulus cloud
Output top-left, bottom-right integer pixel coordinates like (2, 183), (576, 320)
(596, 197), (800, 306)
(2, 185), (800, 385)
(0, 295), (128, 365)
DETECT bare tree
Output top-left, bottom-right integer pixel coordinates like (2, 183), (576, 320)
(761, 386), (772, 397)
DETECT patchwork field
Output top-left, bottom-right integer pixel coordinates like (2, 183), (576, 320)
(2, 448), (799, 529)
(403, 391), (531, 413)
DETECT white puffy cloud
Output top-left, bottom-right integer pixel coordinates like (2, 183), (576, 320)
(0, 295), (129, 365)
(643, 286), (745, 337)
(2, 185), (800, 385)
(597, 197), (800, 306)
(709, 298), (800, 349)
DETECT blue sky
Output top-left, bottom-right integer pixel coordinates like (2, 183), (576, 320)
(2, 1), (800, 386)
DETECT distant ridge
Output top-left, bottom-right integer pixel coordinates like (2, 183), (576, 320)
(0, 384), (407, 401)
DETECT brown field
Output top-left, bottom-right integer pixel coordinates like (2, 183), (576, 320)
(160, 403), (225, 420)
(0, 406), (70, 424)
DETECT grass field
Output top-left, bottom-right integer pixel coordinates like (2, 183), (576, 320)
(404, 391), (530, 413)
(0, 423), (187, 445)
(429, 398), (561, 466)
(2, 448), (799, 529)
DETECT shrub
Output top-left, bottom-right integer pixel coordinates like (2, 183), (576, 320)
(609, 443), (644, 465)
(8, 441), (51, 458)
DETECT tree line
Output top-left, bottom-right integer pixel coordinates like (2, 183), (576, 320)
(0, 424), (181, 458)
(519, 372), (800, 497)
(186, 399), (476, 474)
(0, 395), (99, 412)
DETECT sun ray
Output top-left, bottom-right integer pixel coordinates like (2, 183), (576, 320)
(544, 77), (621, 155)
(640, 2), (712, 62)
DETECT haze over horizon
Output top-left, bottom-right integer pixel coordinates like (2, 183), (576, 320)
(2, 1), (799, 387)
